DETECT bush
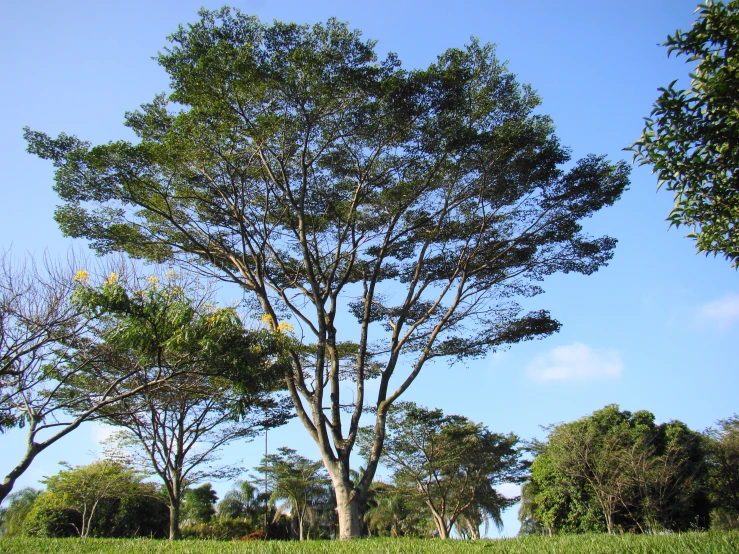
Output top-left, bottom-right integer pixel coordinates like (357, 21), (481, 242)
(181, 519), (256, 540)
(22, 489), (169, 538)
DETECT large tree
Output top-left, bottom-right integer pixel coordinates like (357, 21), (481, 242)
(360, 402), (523, 539)
(632, 0), (739, 267)
(74, 270), (292, 540)
(25, 9), (629, 538)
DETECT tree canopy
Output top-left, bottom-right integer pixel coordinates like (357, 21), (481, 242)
(25, 8), (629, 538)
(704, 415), (739, 528)
(632, 0), (739, 267)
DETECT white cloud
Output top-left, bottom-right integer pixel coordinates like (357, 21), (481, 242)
(90, 422), (116, 444)
(699, 293), (739, 329)
(496, 483), (521, 499)
(527, 343), (623, 383)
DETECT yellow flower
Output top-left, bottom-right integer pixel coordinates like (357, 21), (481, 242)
(103, 272), (118, 286)
(148, 275), (159, 285)
(261, 314), (273, 324)
(73, 270), (89, 283)
(276, 321), (294, 333)
(165, 269), (177, 281)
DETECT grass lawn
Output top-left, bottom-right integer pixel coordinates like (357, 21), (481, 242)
(1, 532), (738, 554)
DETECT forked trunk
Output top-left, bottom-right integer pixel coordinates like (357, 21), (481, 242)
(435, 519), (451, 539)
(429, 506), (451, 539)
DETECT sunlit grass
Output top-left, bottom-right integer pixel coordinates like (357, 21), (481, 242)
(1, 532), (738, 554)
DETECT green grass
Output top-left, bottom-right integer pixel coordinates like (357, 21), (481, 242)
(1, 532), (738, 554)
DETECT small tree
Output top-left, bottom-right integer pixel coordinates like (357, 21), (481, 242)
(182, 483), (218, 525)
(217, 480), (261, 522)
(522, 405), (709, 534)
(362, 481), (430, 538)
(256, 447), (329, 540)
(26, 9), (630, 537)
(632, 0), (739, 266)
(361, 402), (524, 539)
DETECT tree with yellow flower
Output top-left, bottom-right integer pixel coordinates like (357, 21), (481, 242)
(69, 269), (292, 540)
(0, 253), (176, 505)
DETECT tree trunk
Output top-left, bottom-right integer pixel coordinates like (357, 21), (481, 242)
(428, 503), (450, 539)
(605, 511), (614, 535)
(335, 491), (361, 540)
(169, 501), (181, 540)
(0, 426), (41, 504)
(322, 453), (367, 539)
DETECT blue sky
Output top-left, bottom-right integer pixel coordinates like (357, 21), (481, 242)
(1, 0), (736, 538)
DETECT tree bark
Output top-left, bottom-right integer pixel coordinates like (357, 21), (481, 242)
(335, 491), (361, 540)
(0, 423), (41, 503)
(169, 501), (181, 540)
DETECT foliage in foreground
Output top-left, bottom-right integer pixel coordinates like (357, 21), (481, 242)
(1, 532), (739, 554)
(632, 0), (739, 267)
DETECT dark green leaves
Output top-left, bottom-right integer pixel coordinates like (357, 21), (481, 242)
(632, 1), (739, 267)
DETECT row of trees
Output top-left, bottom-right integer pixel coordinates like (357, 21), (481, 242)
(6, 403), (737, 540)
(1, 402), (526, 540)
(519, 405), (739, 535)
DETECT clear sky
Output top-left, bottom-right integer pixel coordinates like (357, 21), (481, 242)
(1, 0), (736, 538)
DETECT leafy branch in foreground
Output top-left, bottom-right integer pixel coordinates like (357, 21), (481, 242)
(632, 0), (739, 266)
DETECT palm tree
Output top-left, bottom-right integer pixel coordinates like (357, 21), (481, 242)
(256, 447), (328, 540)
